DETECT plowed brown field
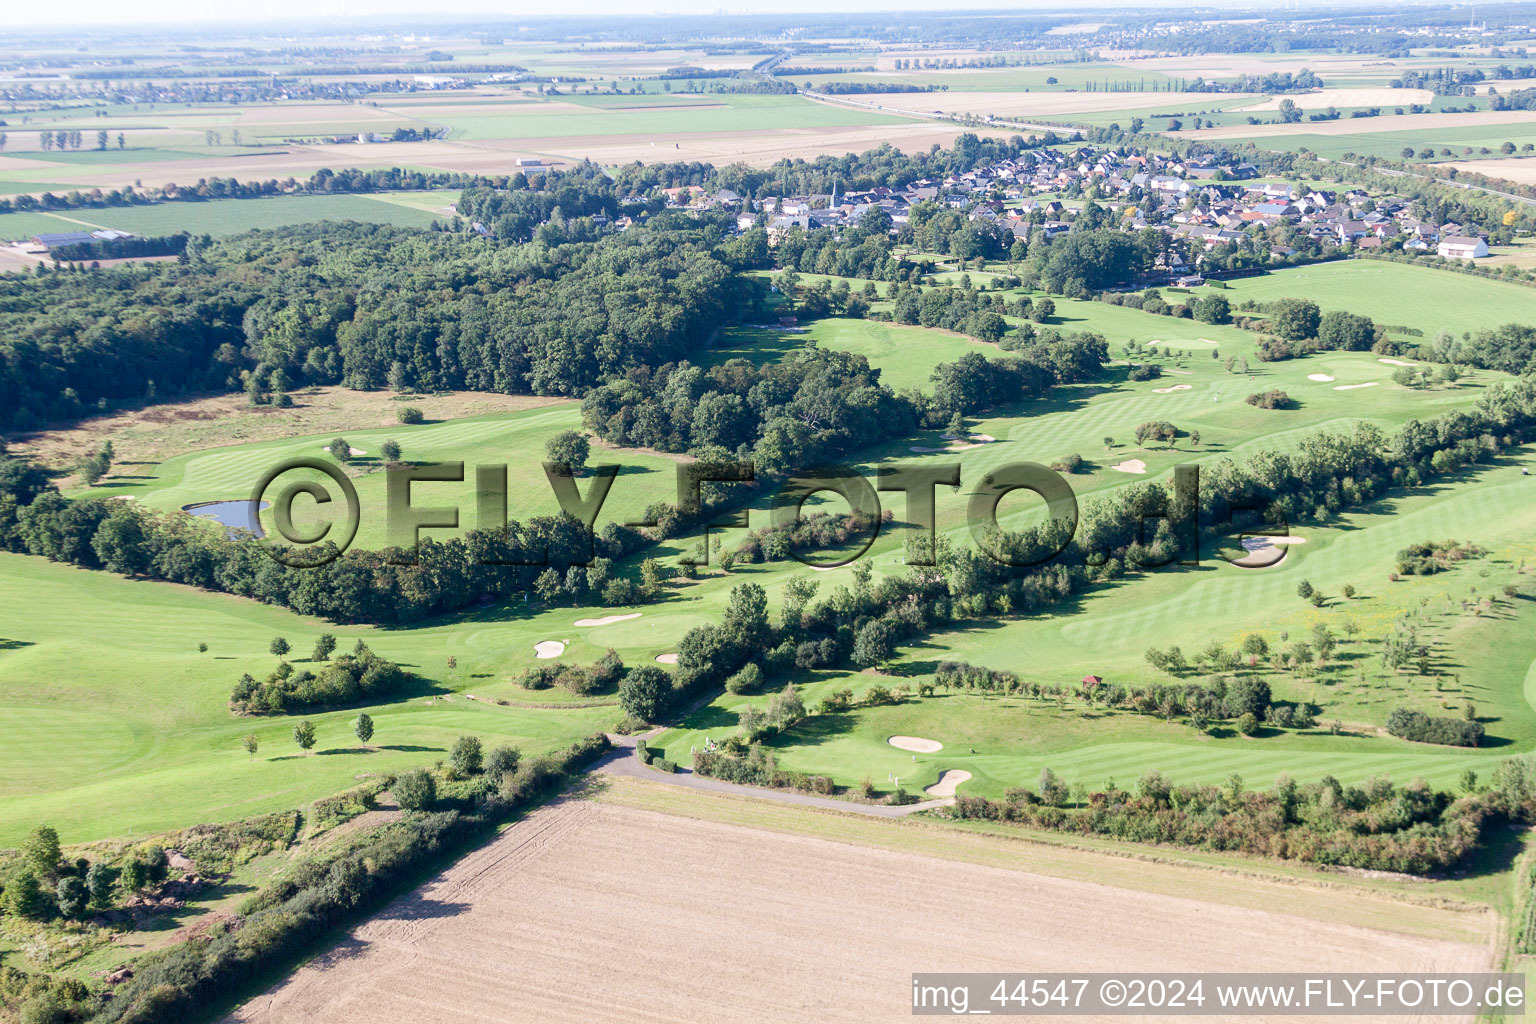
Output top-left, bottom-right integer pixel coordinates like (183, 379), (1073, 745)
(227, 792), (1491, 1024)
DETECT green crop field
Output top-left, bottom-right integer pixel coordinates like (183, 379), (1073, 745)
(0, 192), (446, 243)
(1241, 123), (1536, 161)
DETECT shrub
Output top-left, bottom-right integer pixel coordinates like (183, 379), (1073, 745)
(392, 768), (437, 811)
(1385, 707), (1484, 747)
(485, 745), (520, 783)
(725, 663), (763, 695)
(650, 758), (677, 774)
(1237, 712), (1259, 736)
(397, 405), (424, 424)
(1245, 389), (1291, 409)
(1050, 453), (1086, 474)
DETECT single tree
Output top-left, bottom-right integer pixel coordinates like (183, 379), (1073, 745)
(85, 860), (115, 908)
(293, 720), (317, 753)
(242, 734), (259, 760)
(544, 430), (591, 474)
(56, 875), (88, 918)
(270, 636), (290, 657)
(619, 666), (671, 722)
(380, 439), (402, 463)
(354, 712), (374, 746)
(312, 633), (336, 661)
(327, 437), (352, 464)
(21, 825), (61, 878)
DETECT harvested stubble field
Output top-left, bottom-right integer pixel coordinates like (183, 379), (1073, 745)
(227, 787), (1492, 1024)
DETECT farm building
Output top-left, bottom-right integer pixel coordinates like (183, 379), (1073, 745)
(30, 229), (134, 252)
(1437, 235), (1489, 259)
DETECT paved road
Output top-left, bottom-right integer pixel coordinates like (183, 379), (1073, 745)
(597, 732), (954, 819)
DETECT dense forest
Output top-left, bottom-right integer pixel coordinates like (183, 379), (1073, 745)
(0, 212), (759, 431)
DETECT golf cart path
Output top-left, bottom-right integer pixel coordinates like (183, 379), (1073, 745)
(598, 733), (952, 818)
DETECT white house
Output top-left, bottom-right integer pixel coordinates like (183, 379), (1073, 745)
(1437, 235), (1489, 259)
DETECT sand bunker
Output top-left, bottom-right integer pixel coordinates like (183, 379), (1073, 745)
(533, 640), (566, 659)
(888, 735), (942, 753)
(1232, 535), (1308, 569)
(1307, 373), (1336, 382)
(925, 769), (972, 797)
(1378, 358), (1418, 367)
(1149, 338), (1218, 347)
(913, 432), (999, 454)
(1334, 382), (1378, 390)
(1112, 459), (1148, 474)
(319, 445), (367, 457)
(1152, 384), (1193, 394)
(574, 613), (642, 627)
(655, 653), (679, 665)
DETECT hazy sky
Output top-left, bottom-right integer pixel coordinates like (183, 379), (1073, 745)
(8, 0), (1196, 28)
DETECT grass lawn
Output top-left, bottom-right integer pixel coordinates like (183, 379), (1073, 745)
(9, 272), (1528, 848)
(1216, 260), (1536, 341)
(654, 450), (1536, 800)
(81, 402), (682, 552)
(0, 553), (628, 846)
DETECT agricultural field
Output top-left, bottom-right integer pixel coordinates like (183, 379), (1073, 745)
(225, 783), (1494, 1024)
(0, 192), (452, 242)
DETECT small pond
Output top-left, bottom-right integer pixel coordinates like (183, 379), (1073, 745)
(181, 499), (270, 537)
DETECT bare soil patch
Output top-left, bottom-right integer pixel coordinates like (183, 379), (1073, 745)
(1236, 88), (1433, 111)
(225, 798), (1491, 1024)
(1452, 158), (1536, 185)
(856, 90), (1256, 117)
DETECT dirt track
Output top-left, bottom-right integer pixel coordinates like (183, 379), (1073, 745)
(227, 798), (1491, 1024)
